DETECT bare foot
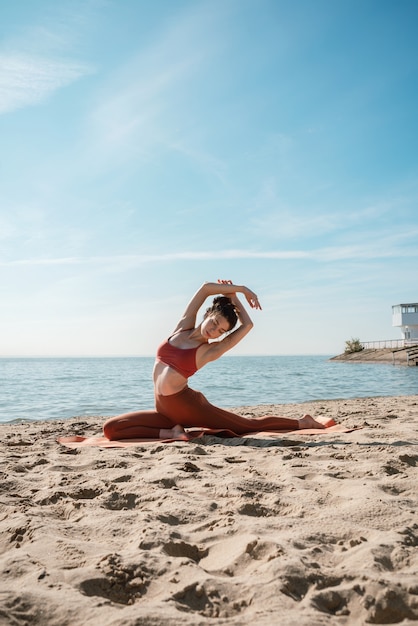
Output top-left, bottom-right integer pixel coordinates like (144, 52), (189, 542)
(159, 425), (189, 441)
(298, 414), (325, 429)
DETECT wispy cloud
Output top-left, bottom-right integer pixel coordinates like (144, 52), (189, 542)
(85, 2), (229, 172)
(0, 250), (308, 268)
(88, 58), (193, 160)
(249, 183), (418, 242)
(3, 237), (418, 270)
(0, 53), (93, 114)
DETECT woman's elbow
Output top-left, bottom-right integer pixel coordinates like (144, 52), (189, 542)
(240, 320), (254, 334)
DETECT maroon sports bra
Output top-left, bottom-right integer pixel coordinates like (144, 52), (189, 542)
(156, 336), (200, 379)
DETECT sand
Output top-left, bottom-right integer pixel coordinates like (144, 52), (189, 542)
(1, 395), (418, 626)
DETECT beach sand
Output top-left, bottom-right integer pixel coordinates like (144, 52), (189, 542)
(1, 395), (418, 625)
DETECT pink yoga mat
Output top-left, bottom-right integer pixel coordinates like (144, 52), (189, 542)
(57, 417), (359, 449)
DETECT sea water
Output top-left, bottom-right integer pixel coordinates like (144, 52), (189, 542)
(0, 356), (417, 424)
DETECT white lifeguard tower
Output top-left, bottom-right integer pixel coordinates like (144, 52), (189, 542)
(392, 303), (418, 343)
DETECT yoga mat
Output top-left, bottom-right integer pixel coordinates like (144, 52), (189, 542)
(57, 417), (360, 449)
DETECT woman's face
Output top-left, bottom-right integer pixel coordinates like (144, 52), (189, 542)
(202, 314), (230, 340)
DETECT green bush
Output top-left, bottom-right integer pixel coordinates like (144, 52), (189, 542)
(344, 337), (364, 354)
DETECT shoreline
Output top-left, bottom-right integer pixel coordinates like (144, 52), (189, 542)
(1, 391), (418, 427)
(1, 395), (418, 625)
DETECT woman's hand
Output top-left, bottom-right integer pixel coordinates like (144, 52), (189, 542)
(217, 279), (262, 310)
(243, 287), (262, 310)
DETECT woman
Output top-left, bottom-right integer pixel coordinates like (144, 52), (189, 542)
(103, 280), (324, 441)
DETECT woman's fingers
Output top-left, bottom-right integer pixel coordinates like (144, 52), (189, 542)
(247, 291), (262, 309)
(216, 281), (262, 309)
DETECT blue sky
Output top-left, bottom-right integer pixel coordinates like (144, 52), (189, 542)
(1, 0), (417, 356)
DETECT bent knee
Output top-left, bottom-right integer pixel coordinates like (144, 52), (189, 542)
(103, 420), (118, 440)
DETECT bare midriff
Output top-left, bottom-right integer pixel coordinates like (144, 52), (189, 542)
(153, 360), (190, 396)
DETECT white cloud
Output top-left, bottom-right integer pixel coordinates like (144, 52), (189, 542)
(84, 2), (229, 170)
(87, 51), (201, 166)
(0, 53), (93, 114)
(0, 250), (307, 268)
(2, 238), (418, 271)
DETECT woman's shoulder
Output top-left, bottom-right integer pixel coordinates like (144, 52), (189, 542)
(170, 327), (194, 338)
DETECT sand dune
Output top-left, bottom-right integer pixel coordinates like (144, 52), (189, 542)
(1, 395), (418, 625)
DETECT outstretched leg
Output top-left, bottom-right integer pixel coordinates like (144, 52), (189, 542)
(103, 391), (326, 441)
(156, 387), (325, 434)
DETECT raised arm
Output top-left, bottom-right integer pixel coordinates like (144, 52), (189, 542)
(173, 280), (261, 334)
(202, 280), (262, 360)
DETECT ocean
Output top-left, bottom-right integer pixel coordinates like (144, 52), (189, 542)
(0, 355), (417, 424)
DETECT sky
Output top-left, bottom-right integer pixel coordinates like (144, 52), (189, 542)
(1, 0), (417, 357)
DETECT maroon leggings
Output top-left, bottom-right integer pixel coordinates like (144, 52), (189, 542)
(103, 386), (299, 440)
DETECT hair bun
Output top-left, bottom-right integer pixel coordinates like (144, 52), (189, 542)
(213, 296), (232, 307)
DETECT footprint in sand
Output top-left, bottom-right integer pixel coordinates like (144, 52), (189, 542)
(198, 535), (283, 577)
(362, 585), (417, 623)
(162, 540), (208, 562)
(382, 462), (403, 475)
(399, 454), (418, 467)
(172, 581), (250, 619)
(399, 524), (418, 547)
(309, 587), (352, 617)
(7, 524), (33, 549)
(79, 553), (150, 605)
(101, 492), (138, 511)
(378, 483), (407, 496)
(35, 486), (103, 506)
(237, 502), (271, 517)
